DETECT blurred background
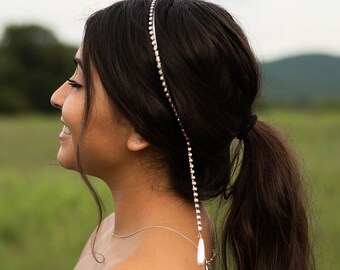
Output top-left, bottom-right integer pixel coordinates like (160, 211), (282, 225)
(0, 0), (339, 269)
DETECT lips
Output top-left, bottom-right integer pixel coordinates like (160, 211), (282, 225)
(59, 117), (72, 140)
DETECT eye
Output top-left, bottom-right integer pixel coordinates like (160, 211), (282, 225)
(67, 79), (82, 89)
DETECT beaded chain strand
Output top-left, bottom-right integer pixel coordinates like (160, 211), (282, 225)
(148, 0), (206, 266)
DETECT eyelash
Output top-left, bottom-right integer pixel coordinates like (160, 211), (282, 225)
(67, 79), (82, 89)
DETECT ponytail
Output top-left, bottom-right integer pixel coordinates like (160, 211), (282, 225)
(222, 120), (314, 270)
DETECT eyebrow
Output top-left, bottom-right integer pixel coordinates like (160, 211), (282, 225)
(73, 57), (83, 68)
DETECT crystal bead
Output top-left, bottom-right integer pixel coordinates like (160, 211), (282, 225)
(197, 237), (205, 266)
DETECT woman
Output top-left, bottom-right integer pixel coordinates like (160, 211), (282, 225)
(50, 0), (314, 269)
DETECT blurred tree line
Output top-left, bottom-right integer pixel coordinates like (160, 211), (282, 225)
(0, 24), (76, 113)
(1, 24), (339, 113)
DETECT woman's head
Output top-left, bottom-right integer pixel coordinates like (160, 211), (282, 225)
(81, 0), (260, 200)
(51, 0), (314, 269)
(50, 48), (151, 179)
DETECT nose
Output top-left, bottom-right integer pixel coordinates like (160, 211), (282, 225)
(50, 81), (68, 109)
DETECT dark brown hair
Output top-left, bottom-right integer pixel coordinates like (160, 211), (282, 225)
(76, 0), (314, 269)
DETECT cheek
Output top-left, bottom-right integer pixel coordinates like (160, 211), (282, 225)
(77, 120), (130, 177)
(64, 85), (130, 177)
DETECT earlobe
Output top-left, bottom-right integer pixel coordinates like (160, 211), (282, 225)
(127, 132), (150, 152)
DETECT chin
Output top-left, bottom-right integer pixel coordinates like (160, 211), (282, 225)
(57, 148), (78, 171)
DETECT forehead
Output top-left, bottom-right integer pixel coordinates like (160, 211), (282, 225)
(75, 47), (82, 59)
(74, 47), (84, 70)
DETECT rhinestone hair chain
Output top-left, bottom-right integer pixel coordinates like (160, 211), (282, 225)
(148, 0), (206, 266)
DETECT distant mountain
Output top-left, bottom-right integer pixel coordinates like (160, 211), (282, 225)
(260, 54), (340, 105)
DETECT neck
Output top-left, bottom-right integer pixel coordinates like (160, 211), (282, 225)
(99, 156), (215, 264)
(113, 187), (195, 235)
(104, 160), (197, 235)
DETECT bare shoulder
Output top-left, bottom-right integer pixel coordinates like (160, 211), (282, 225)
(79, 212), (116, 258)
(104, 252), (204, 270)
(103, 255), (152, 270)
(104, 229), (206, 270)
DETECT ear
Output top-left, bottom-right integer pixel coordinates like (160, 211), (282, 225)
(127, 131), (150, 152)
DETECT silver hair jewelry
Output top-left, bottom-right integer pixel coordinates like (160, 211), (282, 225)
(148, 0), (206, 267)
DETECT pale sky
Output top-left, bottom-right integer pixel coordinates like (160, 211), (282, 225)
(0, 0), (339, 61)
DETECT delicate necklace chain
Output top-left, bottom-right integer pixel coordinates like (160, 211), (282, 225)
(112, 225), (216, 269)
(112, 225), (197, 247)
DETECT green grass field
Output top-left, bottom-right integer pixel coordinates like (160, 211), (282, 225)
(0, 108), (339, 269)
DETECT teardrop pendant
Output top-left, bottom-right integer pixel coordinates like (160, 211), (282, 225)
(197, 237), (205, 266)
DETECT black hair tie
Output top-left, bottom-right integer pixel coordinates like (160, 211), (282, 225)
(236, 114), (258, 140)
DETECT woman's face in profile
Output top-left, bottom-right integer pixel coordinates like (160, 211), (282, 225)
(50, 48), (133, 178)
